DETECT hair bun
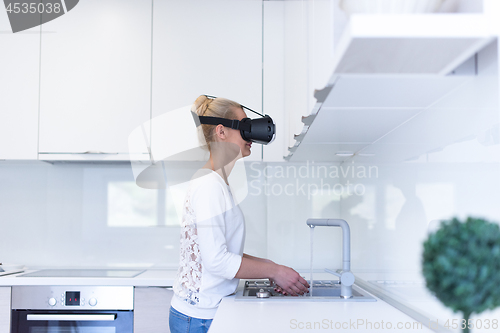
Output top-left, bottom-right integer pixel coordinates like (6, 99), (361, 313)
(193, 95), (212, 116)
(191, 95), (241, 151)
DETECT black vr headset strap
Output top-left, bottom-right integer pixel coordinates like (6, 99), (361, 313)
(196, 115), (251, 132)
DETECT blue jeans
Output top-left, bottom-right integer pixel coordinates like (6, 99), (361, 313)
(169, 306), (213, 333)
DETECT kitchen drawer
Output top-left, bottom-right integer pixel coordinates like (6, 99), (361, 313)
(0, 287), (11, 333)
(134, 287), (173, 333)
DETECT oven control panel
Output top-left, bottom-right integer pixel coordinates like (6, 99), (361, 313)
(11, 286), (133, 310)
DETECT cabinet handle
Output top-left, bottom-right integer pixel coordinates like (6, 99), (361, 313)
(83, 151), (119, 154)
(38, 152), (120, 155)
(27, 314), (117, 321)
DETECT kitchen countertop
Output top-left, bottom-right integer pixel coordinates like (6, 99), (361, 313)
(352, 271), (500, 333)
(0, 269), (177, 287)
(0, 268), (437, 332)
(210, 272), (435, 333)
(5, 268), (496, 332)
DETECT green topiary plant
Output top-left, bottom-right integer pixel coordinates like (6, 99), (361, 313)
(422, 217), (500, 333)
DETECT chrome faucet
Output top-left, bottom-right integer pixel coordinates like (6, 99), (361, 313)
(307, 218), (355, 298)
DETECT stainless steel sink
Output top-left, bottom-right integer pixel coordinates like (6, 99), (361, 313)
(234, 280), (376, 302)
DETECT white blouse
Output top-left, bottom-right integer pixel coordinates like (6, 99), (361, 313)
(171, 168), (246, 319)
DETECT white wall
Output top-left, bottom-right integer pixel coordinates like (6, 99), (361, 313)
(0, 159), (344, 271)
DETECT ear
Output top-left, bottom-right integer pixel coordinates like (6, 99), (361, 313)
(214, 124), (227, 140)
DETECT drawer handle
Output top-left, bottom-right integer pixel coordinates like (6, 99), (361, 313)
(27, 314), (116, 321)
(83, 151), (119, 154)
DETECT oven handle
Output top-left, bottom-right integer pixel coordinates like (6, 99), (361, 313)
(27, 314), (117, 321)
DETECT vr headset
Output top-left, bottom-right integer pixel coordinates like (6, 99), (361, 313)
(193, 95), (276, 145)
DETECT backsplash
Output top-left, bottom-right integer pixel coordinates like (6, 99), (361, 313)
(0, 160), (344, 269)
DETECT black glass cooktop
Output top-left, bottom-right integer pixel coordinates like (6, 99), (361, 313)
(18, 269), (145, 278)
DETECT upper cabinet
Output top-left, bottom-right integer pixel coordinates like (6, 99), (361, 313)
(151, 0), (263, 162)
(284, 13), (498, 163)
(262, 0), (338, 162)
(8, 0), (263, 162)
(38, 0), (152, 161)
(328, 14), (494, 76)
(0, 9), (39, 160)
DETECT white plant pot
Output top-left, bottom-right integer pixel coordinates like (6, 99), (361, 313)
(340, 0), (446, 14)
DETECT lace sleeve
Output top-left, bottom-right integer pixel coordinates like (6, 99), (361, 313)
(173, 189), (202, 305)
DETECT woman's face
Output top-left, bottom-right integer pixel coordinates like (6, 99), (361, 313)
(218, 107), (251, 158)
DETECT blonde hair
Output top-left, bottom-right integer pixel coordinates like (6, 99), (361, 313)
(193, 95), (242, 151)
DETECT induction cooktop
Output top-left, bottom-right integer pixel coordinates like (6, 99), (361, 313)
(17, 269), (145, 278)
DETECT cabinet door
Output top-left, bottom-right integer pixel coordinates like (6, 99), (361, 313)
(0, 287), (11, 333)
(0, 10), (39, 160)
(151, 0), (263, 161)
(134, 287), (172, 333)
(263, 0), (336, 161)
(38, 0), (151, 158)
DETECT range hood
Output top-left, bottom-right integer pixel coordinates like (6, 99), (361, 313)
(329, 14), (494, 76)
(285, 14), (497, 163)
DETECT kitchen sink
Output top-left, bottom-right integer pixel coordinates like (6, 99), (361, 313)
(235, 280), (376, 302)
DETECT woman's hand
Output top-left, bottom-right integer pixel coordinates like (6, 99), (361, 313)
(235, 255), (309, 296)
(273, 284), (287, 295)
(270, 265), (309, 296)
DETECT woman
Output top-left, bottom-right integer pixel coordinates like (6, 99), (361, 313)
(169, 96), (309, 333)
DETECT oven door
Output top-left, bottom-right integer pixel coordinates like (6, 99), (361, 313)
(11, 310), (133, 333)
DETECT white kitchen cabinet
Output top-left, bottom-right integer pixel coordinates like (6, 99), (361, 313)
(284, 13), (497, 162)
(151, 0), (263, 161)
(0, 10), (39, 160)
(262, 1), (285, 162)
(328, 14), (494, 76)
(263, 0), (337, 161)
(134, 287), (173, 333)
(38, 0), (151, 160)
(0, 287), (10, 333)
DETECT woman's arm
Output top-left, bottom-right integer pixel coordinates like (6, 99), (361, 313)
(234, 257), (309, 296)
(242, 253), (272, 263)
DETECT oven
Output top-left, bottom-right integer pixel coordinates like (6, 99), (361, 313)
(11, 286), (134, 333)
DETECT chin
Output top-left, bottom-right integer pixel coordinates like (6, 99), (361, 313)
(243, 143), (252, 157)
